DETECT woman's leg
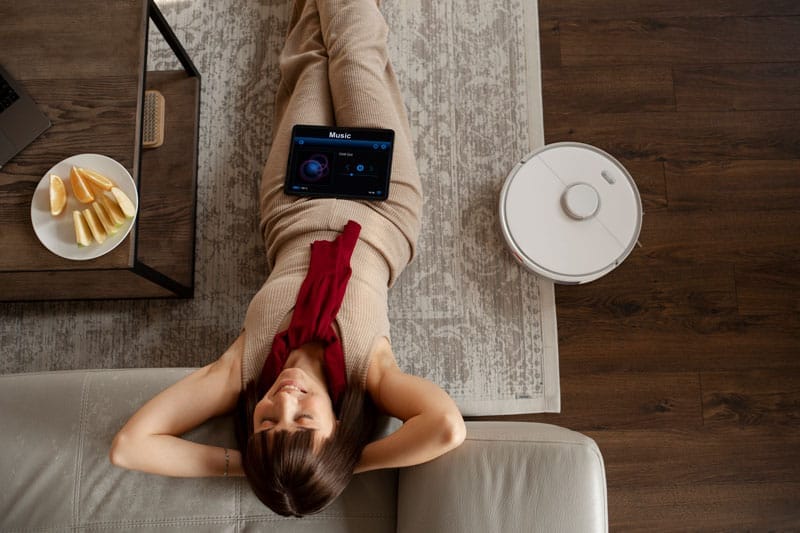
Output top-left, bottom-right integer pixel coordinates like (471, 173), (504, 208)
(316, 0), (423, 244)
(259, 0), (335, 240)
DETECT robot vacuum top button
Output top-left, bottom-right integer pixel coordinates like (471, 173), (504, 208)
(562, 183), (600, 220)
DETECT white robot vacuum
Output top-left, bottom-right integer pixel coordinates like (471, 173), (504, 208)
(499, 142), (643, 284)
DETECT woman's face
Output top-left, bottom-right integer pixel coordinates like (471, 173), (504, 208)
(252, 367), (337, 441)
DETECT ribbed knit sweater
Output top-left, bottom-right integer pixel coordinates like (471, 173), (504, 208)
(242, 200), (419, 390)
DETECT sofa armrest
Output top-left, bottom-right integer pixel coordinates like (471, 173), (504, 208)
(397, 421), (608, 533)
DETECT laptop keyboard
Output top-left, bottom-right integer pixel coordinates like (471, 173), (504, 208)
(0, 73), (21, 113)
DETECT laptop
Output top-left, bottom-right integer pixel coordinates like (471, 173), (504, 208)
(0, 64), (51, 169)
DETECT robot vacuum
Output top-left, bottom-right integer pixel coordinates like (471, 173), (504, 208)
(499, 142), (643, 284)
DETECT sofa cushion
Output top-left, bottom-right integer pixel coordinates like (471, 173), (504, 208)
(0, 369), (398, 533)
(397, 422), (608, 533)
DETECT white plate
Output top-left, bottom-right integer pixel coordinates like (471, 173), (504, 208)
(30, 153), (139, 261)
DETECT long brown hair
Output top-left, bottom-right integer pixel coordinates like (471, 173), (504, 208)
(234, 377), (378, 517)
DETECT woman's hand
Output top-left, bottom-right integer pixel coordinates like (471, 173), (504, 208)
(355, 355), (466, 473)
(109, 334), (245, 477)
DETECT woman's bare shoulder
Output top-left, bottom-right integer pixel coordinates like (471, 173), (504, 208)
(365, 336), (399, 396)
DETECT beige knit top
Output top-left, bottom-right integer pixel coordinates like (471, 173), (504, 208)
(241, 194), (421, 391)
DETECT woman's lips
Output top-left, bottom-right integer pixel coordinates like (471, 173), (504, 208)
(273, 379), (307, 394)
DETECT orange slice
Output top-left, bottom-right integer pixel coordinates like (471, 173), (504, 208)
(82, 207), (106, 244)
(78, 167), (115, 191)
(49, 174), (67, 216)
(70, 166), (94, 203)
(73, 210), (92, 247)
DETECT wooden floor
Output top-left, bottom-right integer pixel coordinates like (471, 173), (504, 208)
(472, 2), (800, 530)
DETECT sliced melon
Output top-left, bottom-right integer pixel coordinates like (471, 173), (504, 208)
(73, 210), (92, 247)
(92, 202), (118, 235)
(82, 208), (107, 244)
(99, 193), (125, 226)
(110, 187), (136, 218)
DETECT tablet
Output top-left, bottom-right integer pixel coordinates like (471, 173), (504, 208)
(284, 124), (394, 201)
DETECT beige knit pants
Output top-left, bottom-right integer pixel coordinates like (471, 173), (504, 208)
(259, 0), (423, 271)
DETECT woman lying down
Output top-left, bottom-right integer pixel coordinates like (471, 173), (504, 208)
(110, 0), (465, 517)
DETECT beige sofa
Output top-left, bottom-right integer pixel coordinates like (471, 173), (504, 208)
(1, 369), (607, 532)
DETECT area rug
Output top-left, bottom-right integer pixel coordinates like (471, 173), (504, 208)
(0, 0), (559, 415)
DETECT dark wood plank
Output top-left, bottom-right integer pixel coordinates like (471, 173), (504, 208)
(665, 160), (800, 211)
(674, 63), (800, 112)
(0, 269), (174, 301)
(538, 19), (561, 70)
(736, 256), (800, 317)
(609, 480), (800, 530)
(558, 317), (800, 374)
(539, 0), (800, 19)
(558, 17), (800, 66)
(637, 210), (798, 263)
(591, 427), (800, 486)
(554, 260), (748, 373)
(557, 260), (738, 329)
(542, 65), (675, 113)
(137, 71), (199, 289)
(702, 370), (800, 427)
(554, 256), (799, 374)
(0, 1), (147, 81)
(614, 159), (667, 212)
(2, 77), (139, 175)
(470, 372), (703, 431)
(544, 110), (800, 161)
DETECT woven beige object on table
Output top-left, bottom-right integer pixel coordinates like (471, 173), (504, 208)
(142, 89), (165, 149)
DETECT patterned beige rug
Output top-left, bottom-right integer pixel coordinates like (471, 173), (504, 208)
(0, 0), (558, 415)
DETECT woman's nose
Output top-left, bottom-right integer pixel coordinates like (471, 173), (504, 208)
(272, 391), (298, 416)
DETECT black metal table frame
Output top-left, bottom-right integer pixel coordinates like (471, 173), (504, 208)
(129, 0), (201, 298)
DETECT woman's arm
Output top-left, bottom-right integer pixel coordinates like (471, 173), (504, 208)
(355, 358), (466, 474)
(109, 334), (246, 478)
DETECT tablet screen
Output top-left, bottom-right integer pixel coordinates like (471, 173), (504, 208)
(284, 124), (394, 201)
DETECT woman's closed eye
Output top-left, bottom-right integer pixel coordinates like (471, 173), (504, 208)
(294, 414), (316, 428)
(259, 414), (315, 431)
